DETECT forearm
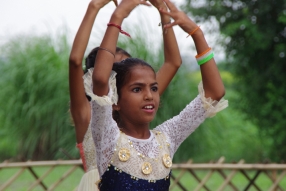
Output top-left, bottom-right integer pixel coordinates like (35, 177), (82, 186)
(69, 3), (100, 65)
(156, 7), (182, 95)
(92, 14), (123, 96)
(92, 0), (148, 96)
(192, 29), (225, 100)
(160, 9), (181, 68)
(69, 2), (103, 143)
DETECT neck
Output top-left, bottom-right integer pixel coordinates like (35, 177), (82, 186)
(119, 122), (150, 139)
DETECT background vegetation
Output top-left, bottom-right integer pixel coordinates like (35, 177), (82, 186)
(181, 0), (286, 161)
(1, 0), (285, 163)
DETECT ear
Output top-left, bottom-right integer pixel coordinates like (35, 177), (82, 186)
(112, 104), (120, 111)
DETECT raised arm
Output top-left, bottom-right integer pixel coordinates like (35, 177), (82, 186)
(69, 0), (115, 143)
(92, 0), (150, 96)
(149, 0), (182, 95)
(160, 0), (225, 101)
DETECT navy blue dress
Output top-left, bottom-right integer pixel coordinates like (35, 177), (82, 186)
(99, 165), (171, 191)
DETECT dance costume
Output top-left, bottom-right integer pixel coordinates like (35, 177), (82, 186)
(83, 68), (228, 190)
(77, 126), (100, 191)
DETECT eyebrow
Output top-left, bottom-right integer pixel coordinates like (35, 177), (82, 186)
(129, 82), (158, 87)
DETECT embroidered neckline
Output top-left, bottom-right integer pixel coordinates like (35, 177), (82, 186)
(108, 130), (172, 179)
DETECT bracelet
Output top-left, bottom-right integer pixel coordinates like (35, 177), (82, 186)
(158, 21), (172, 34)
(158, 20), (171, 26)
(196, 48), (214, 65)
(186, 26), (200, 38)
(195, 47), (212, 58)
(107, 23), (131, 38)
(98, 47), (115, 58)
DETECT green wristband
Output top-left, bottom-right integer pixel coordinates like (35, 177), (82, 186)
(197, 52), (214, 65)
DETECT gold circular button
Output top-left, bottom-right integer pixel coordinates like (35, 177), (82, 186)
(141, 162), (152, 175)
(162, 154), (172, 168)
(118, 148), (130, 162)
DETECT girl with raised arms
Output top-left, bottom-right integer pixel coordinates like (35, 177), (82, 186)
(69, 0), (181, 189)
(85, 0), (228, 190)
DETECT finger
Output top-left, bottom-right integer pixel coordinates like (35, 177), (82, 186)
(164, 20), (178, 29)
(139, 0), (152, 6)
(112, 0), (118, 7)
(163, 0), (178, 12)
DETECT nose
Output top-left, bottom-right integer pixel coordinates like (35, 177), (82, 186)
(144, 89), (153, 101)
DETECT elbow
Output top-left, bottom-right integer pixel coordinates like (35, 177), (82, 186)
(92, 76), (108, 87)
(69, 55), (83, 67)
(166, 58), (182, 70)
(206, 84), (226, 101)
(219, 90), (226, 100)
(173, 58), (183, 69)
(177, 60), (183, 69)
(214, 88), (226, 101)
(92, 74), (109, 92)
(92, 79), (109, 97)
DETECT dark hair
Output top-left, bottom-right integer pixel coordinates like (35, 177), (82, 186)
(85, 47), (131, 101)
(84, 47), (131, 74)
(112, 58), (155, 124)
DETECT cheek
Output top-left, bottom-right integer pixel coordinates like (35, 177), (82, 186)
(154, 94), (160, 108)
(117, 93), (135, 109)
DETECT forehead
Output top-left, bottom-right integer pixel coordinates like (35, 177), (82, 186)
(126, 65), (156, 84)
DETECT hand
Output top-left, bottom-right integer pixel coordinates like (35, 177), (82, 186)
(159, 0), (198, 34)
(89, 0), (118, 9)
(148, 0), (167, 11)
(113, 0), (151, 19)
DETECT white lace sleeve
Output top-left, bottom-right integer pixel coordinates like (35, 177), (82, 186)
(83, 68), (120, 177)
(155, 82), (228, 158)
(83, 68), (118, 105)
(154, 96), (205, 158)
(198, 81), (228, 118)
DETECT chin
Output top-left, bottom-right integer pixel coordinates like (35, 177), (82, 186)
(146, 116), (156, 123)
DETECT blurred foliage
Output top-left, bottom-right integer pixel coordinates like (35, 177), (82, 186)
(0, 34), (78, 160)
(0, 26), (268, 163)
(182, 0), (286, 161)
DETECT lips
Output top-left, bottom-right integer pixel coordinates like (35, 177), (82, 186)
(142, 104), (156, 114)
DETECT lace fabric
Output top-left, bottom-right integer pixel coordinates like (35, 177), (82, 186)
(127, 133), (160, 158)
(83, 67), (121, 176)
(90, 97), (207, 177)
(77, 168), (99, 191)
(109, 130), (171, 180)
(90, 101), (120, 177)
(155, 95), (207, 158)
(81, 126), (98, 172)
(83, 70), (228, 178)
(76, 126), (100, 190)
(198, 81), (228, 118)
(83, 68), (118, 106)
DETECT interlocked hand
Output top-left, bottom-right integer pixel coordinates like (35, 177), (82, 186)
(113, 0), (151, 19)
(159, 0), (197, 34)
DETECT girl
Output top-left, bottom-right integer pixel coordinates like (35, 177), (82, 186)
(87, 0), (228, 190)
(69, 0), (181, 189)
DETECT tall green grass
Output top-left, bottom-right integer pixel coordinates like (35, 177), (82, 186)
(0, 34), (77, 160)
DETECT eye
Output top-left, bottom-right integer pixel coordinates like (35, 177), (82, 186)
(132, 87), (141, 93)
(151, 86), (158, 92)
